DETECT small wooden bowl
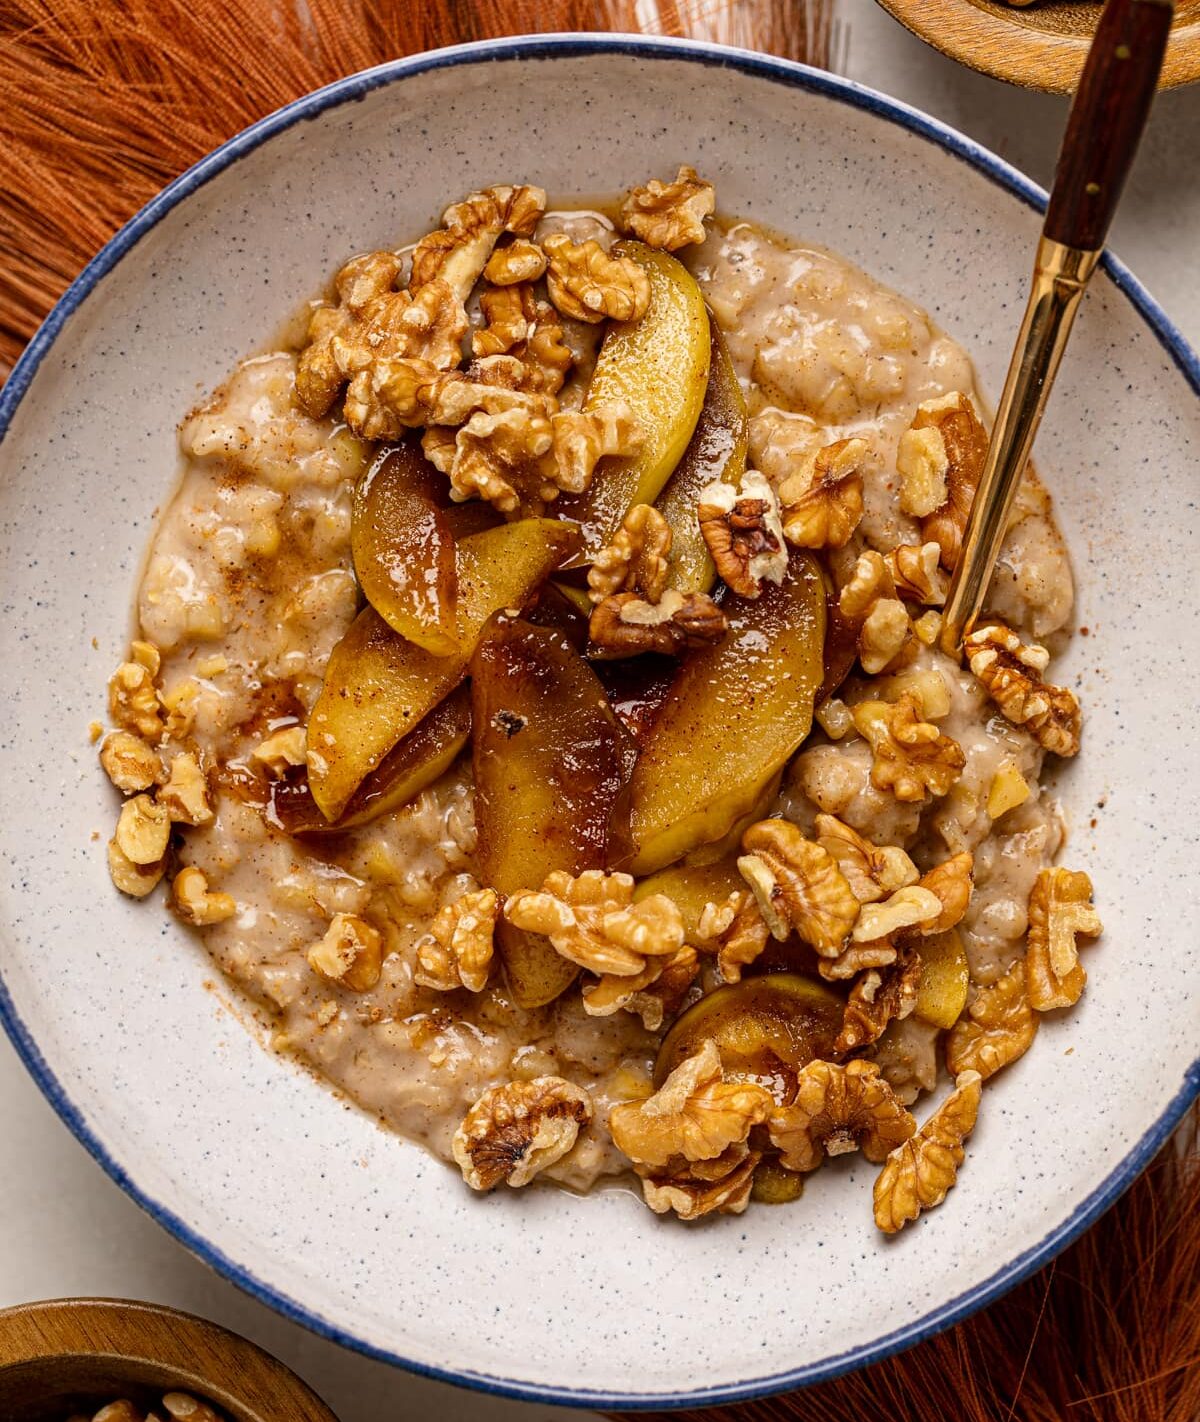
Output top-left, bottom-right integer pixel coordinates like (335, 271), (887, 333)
(874, 0), (1200, 92)
(0, 1300), (340, 1422)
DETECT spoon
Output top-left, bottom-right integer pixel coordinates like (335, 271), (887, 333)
(939, 0), (1174, 654)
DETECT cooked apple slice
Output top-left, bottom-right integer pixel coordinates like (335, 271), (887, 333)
(472, 617), (632, 1008)
(914, 928), (970, 1029)
(655, 320), (748, 593)
(655, 973), (844, 1102)
(557, 240), (710, 557)
(632, 857), (745, 941)
(271, 686), (470, 836)
(593, 653), (677, 746)
(352, 443), (458, 655)
(308, 518), (580, 820)
(612, 552), (826, 876)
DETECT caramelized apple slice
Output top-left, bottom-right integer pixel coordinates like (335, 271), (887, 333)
(308, 519), (580, 820)
(352, 444), (458, 655)
(593, 654), (677, 747)
(655, 973), (844, 1102)
(655, 320), (748, 593)
(270, 687), (470, 835)
(632, 857), (744, 941)
(472, 617), (632, 1008)
(557, 240), (710, 557)
(914, 928), (970, 1029)
(612, 552), (825, 875)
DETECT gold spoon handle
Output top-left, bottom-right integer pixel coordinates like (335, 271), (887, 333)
(940, 0), (1174, 654)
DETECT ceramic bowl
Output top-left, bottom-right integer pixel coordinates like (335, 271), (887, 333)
(0, 1298), (338, 1422)
(874, 0), (1200, 93)
(0, 36), (1197, 1411)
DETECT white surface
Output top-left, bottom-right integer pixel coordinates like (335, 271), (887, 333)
(0, 5), (1197, 1419)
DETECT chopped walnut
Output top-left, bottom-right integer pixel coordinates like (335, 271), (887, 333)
(917, 851), (974, 934)
(852, 693), (966, 802)
(453, 1076), (591, 1190)
(903, 391), (989, 571)
(447, 405), (554, 511)
(738, 818), (860, 956)
(582, 944), (699, 1032)
(294, 251), (401, 414)
(99, 731), (159, 794)
(543, 233), (651, 323)
(251, 726), (307, 778)
(448, 400), (640, 513)
(697, 471), (788, 597)
(698, 890), (771, 984)
(769, 1059), (915, 1172)
(107, 838), (167, 898)
(411, 184), (546, 301)
(296, 244), (469, 433)
(835, 947), (922, 1053)
(873, 1070), (982, 1233)
(158, 752), (214, 826)
(340, 279), (469, 439)
(838, 550), (915, 675)
(416, 888), (499, 993)
(547, 403), (643, 495)
(640, 1145), (762, 1220)
(589, 588), (727, 655)
(483, 238), (548, 286)
(115, 793), (171, 866)
(620, 166), (715, 250)
(779, 437), (866, 549)
(610, 1039), (772, 1170)
(852, 885), (943, 943)
(306, 913), (383, 992)
(946, 958), (1038, 1079)
(818, 936), (903, 982)
(814, 814), (918, 905)
(884, 541), (949, 605)
(505, 869), (683, 976)
(964, 623), (1081, 757)
(588, 503), (671, 604)
(108, 661), (163, 742)
(173, 866), (236, 926)
(473, 283), (538, 357)
(1025, 867), (1102, 1011)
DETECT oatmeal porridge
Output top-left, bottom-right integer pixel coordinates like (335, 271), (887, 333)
(98, 170), (1100, 1228)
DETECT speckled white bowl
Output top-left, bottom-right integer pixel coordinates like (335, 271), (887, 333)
(0, 35), (1197, 1411)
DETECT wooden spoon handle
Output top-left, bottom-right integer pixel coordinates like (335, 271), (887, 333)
(1043, 0), (1174, 250)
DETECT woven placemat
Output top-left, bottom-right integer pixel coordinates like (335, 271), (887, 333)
(1, 3), (1196, 1416)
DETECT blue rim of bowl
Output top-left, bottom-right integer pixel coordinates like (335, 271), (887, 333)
(1, 32), (1198, 1411)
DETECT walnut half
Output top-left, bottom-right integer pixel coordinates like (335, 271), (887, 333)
(852, 693), (965, 803)
(964, 623), (1081, 757)
(1024, 867), (1101, 1011)
(416, 888), (499, 993)
(453, 1077), (592, 1190)
(873, 1070), (982, 1233)
(543, 234), (651, 324)
(589, 588), (728, 655)
(620, 166), (715, 251)
(738, 818), (860, 957)
(769, 1059), (915, 1173)
(610, 1040), (772, 1219)
(505, 869), (683, 977)
(697, 471), (788, 598)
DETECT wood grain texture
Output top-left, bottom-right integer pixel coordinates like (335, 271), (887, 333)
(1044, 0), (1173, 247)
(875, 0), (1200, 92)
(0, 1299), (340, 1422)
